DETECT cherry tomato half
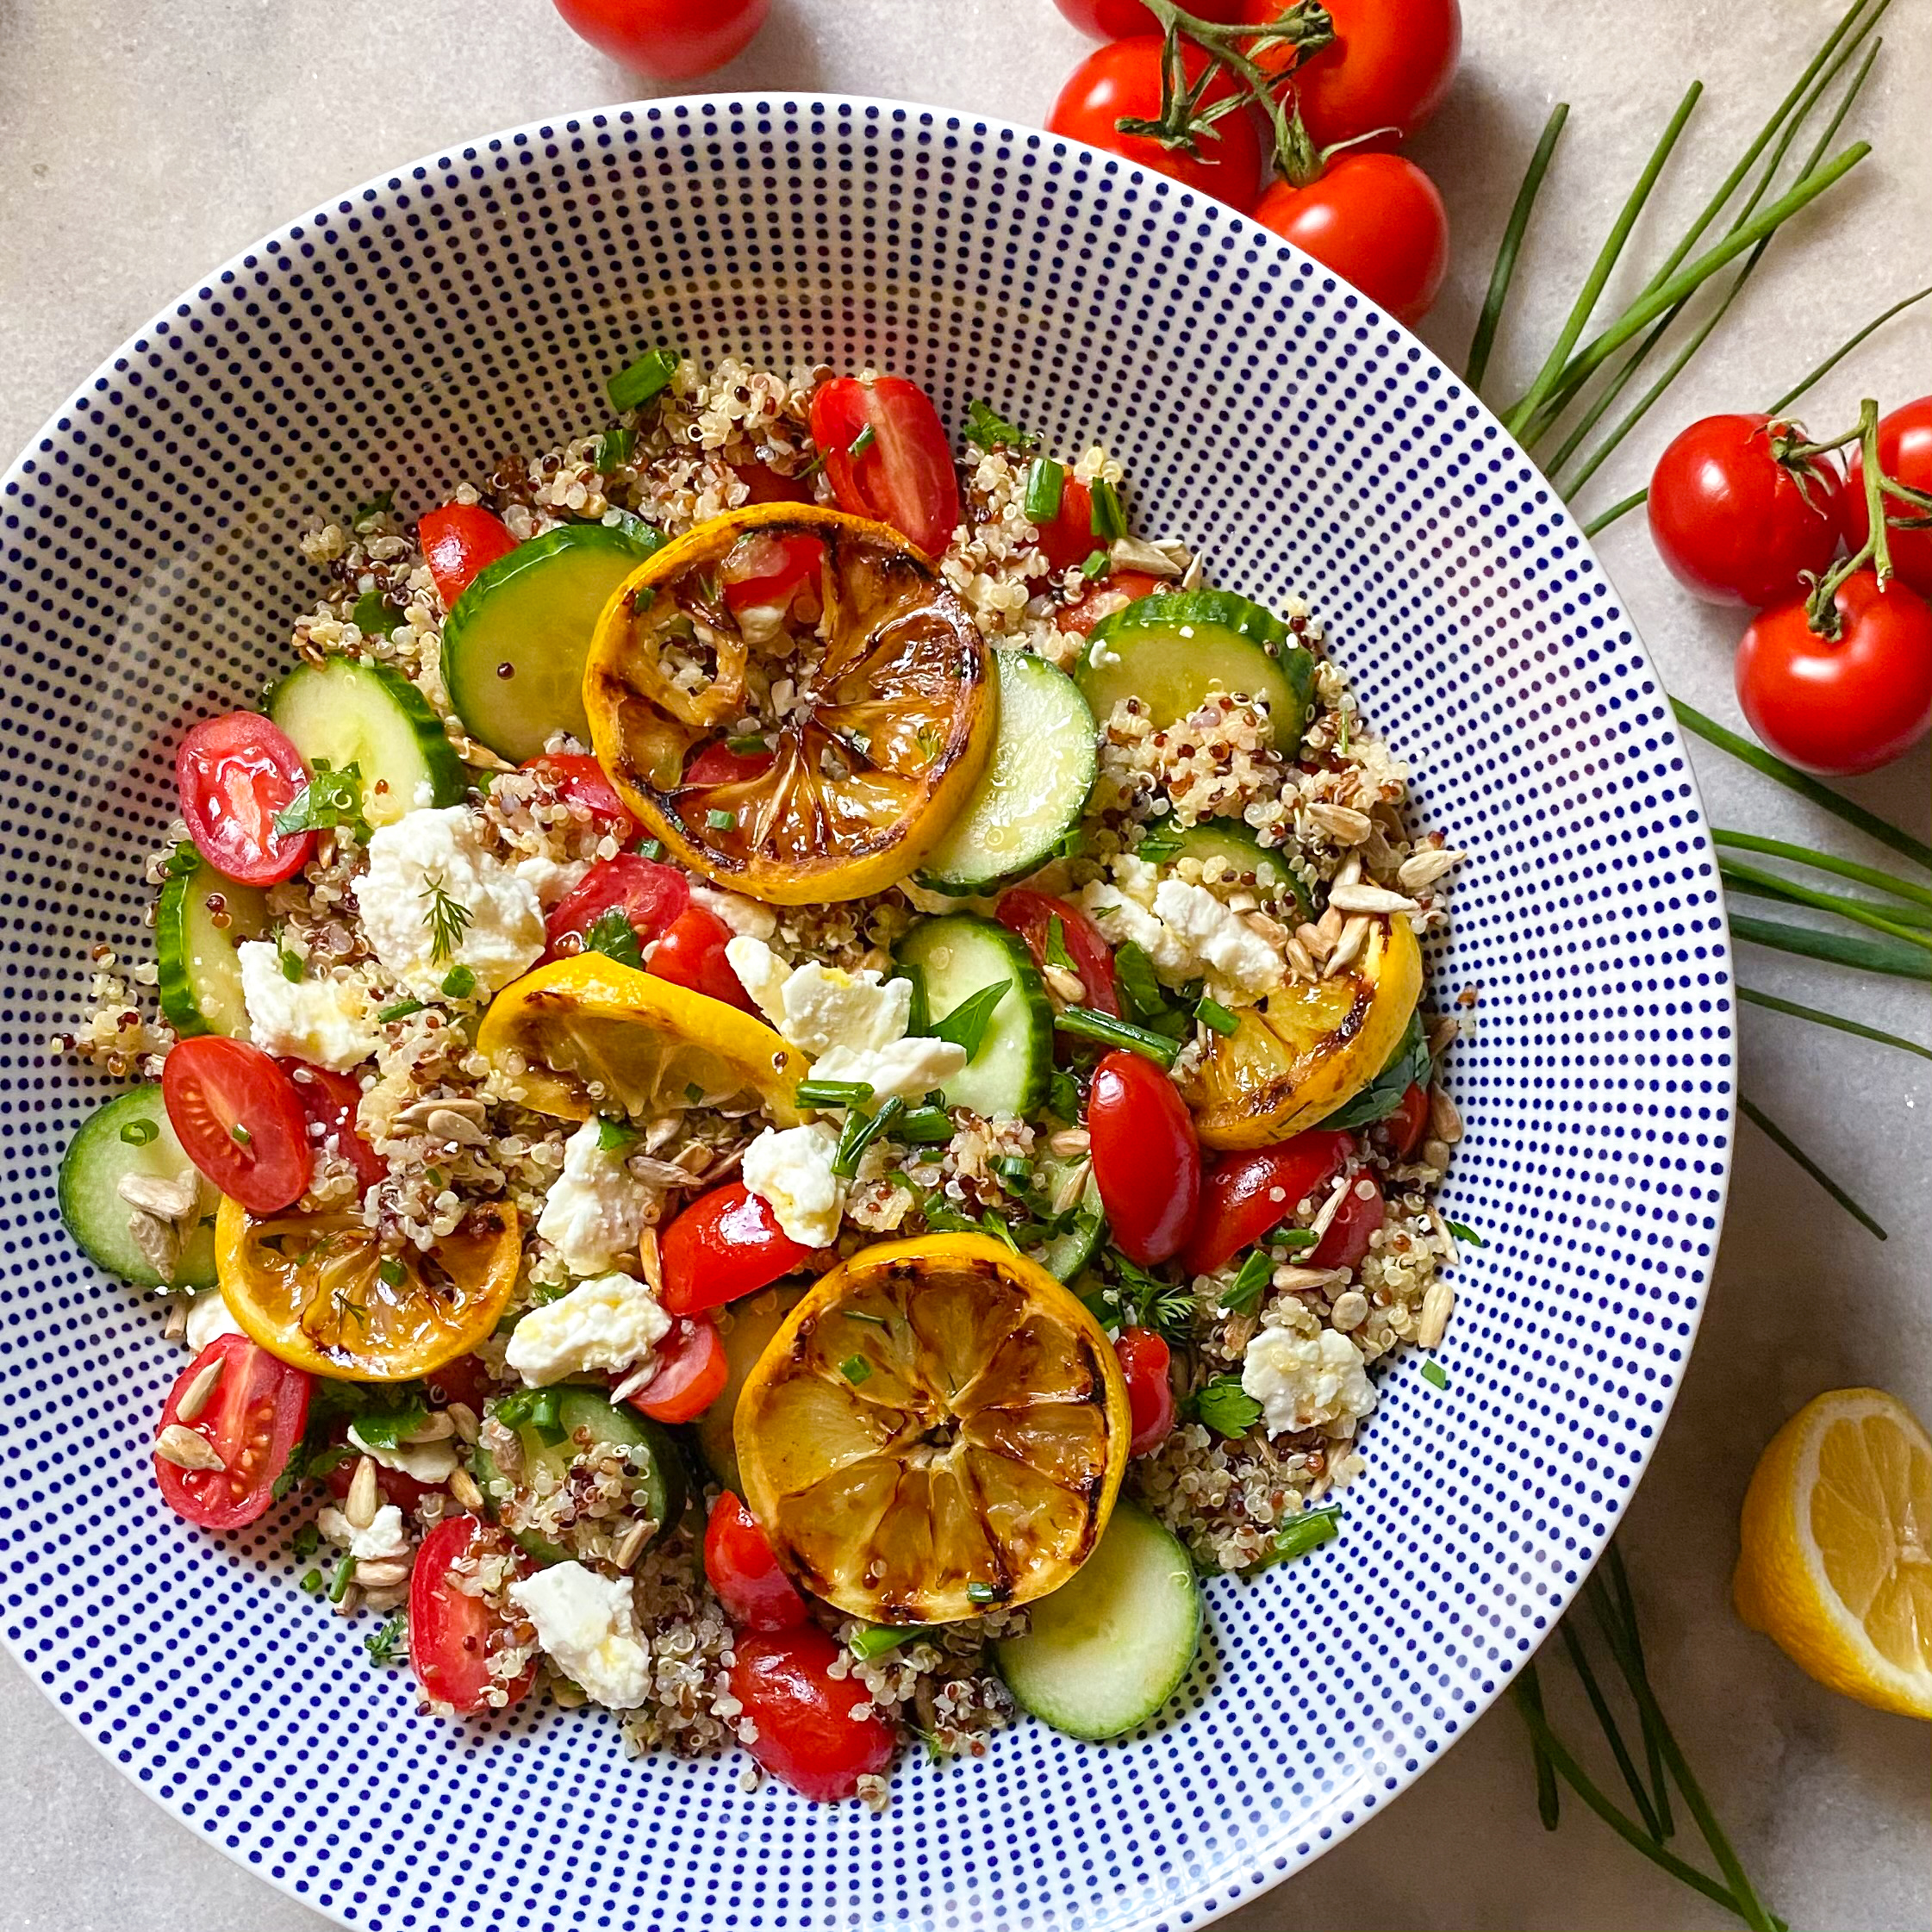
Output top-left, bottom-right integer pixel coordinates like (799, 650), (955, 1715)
(1053, 0), (1246, 37)
(409, 1516), (538, 1717)
(1243, 0), (1461, 149)
(682, 741), (776, 788)
(720, 531), (826, 615)
(1056, 568), (1165, 636)
(1736, 570), (1932, 776)
(551, 0), (768, 80)
(648, 905), (758, 1013)
(997, 888), (1121, 1017)
(1088, 1050), (1201, 1266)
(419, 502), (518, 609)
(153, 1332), (310, 1530)
(162, 1035), (313, 1213)
(1048, 37), (1266, 212)
(1032, 475), (1098, 573)
(1845, 396), (1932, 601)
(1181, 1129), (1353, 1278)
(1255, 153), (1449, 327)
(704, 1492), (810, 1631)
(728, 1625), (897, 1801)
(544, 854), (692, 965)
(522, 751), (640, 843)
(627, 1316), (729, 1424)
(280, 1060), (385, 1194)
(1310, 1169), (1386, 1272)
(1372, 1082), (1430, 1163)
(808, 376), (963, 558)
(175, 712), (315, 886)
(1114, 1326), (1176, 1456)
(1647, 414), (1846, 608)
(424, 1353), (495, 1413)
(659, 1181), (820, 1315)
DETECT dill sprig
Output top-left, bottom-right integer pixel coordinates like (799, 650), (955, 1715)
(419, 876), (473, 966)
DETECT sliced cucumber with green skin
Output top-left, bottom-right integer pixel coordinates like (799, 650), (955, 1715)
(1143, 820), (1312, 922)
(894, 913), (1054, 1119)
(442, 521), (664, 763)
(57, 1088), (220, 1288)
(269, 658), (466, 829)
(1078, 589), (1316, 757)
(154, 848), (269, 1038)
(993, 1499), (1203, 1741)
(919, 651), (1096, 894)
(1033, 1165), (1105, 1282)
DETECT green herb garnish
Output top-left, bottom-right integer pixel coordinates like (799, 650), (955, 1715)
(377, 1259), (406, 1288)
(298, 1568), (325, 1595)
(350, 1394), (428, 1449)
(965, 1580), (998, 1605)
(832, 1096), (905, 1180)
(583, 907), (645, 970)
(838, 1355), (873, 1385)
(119, 1119), (159, 1147)
(608, 346), (681, 412)
(1193, 1372), (1262, 1438)
(1196, 997), (1239, 1037)
(1445, 1219), (1487, 1248)
(290, 1522), (321, 1561)
(364, 1611), (409, 1667)
(726, 732), (772, 755)
(850, 1624), (923, 1661)
(1080, 548), (1112, 580)
(1043, 915), (1077, 974)
(1052, 1006), (1179, 1067)
(419, 876), (473, 967)
(229, 1121), (252, 1146)
(847, 424), (876, 458)
(595, 1116), (639, 1153)
(707, 808), (739, 831)
(892, 1106), (954, 1144)
(684, 1081), (706, 1105)
(1220, 1248), (1275, 1316)
(633, 837), (665, 862)
(797, 1078), (876, 1108)
(327, 1553), (357, 1604)
(1318, 1011), (1430, 1130)
(962, 400), (1037, 452)
(931, 980), (1009, 1060)
(352, 489), (395, 526)
(352, 589), (402, 640)
(1420, 1360), (1449, 1389)
(1088, 475), (1127, 542)
(273, 758), (371, 843)
(377, 997), (426, 1023)
(439, 964), (478, 1000)
(1246, 1504), (1342, 1573)
(595, 427), (635, 472)
(1023, 457), (1066, 524)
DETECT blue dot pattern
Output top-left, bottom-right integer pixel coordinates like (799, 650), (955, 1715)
(0, 95), (1735, 1932)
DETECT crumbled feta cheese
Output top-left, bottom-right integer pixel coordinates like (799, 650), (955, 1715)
(358, 805), (545, 1000)
(1111, 853), (1162, 905)
(514, 853), (590, 908)
(237, 943), (380, 1071)
(724, 935), (791, 1027)
(742, 1121), (845, 1247)
(691, 884), (777, 940)
(536, 1119), (658, 1276)
(1240, 1327), (1378, 1437)
(1151, 879), (1285, 995)
(508, 1561), (651, 1710)
(346, 1422), (459, 1486)
(775, 963), (912, 1056)
(504, 1270), (671, 1387)
(184, 1290), (242, 1353)
(812, 1034), (968, 1104)
(1080, 882), (1198, 984)
(347, 1503), (412, 1563)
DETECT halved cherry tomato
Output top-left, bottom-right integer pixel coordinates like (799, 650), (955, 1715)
(543, 854), (692, 965)
(1033, 476), (1098, 573)
(660, 1181), (819, 1315)
(521, 751), (640, 843)
(1181, 1129), (1353, 1277)
(1088, 1050), (1201, 1266)
(720, 531), (826, 614)
(648, 905), (758, 1013)
(326, 1435), (428, 1515)
(153, 1332), (310, 1530)
(704, 1491), (809, 1631)
(162, 1036), (312, 1213)
(1255, 154), (1449, 327)
(682, 740), (776, 788)
(1243, 0), (1461, 149)
(408, 1515), (538, 1717)
(997, 888), (1121, 1017)
(807, 376), (962, 558)
(1114, 1326), (1176, 1456)
(728, 1625), (897, 1801)
(1846, 396), (1932, 600)
(175, 712), (315, 886)
(419, 502), (518, 608)
(1310, 1169), (1385, 1272)
(280, 1060), (385, 1194)
(1372, 1082), (1430, 1163)
(1056, 567), (1165, 636)
(733, 461), (815, 507)
(627, 1316), (729, 1424)
(424, 1353), (494, 1412)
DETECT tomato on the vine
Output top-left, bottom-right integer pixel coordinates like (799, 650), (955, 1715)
(1054, 0), (1247, 38)
(1114, 1326), (1177, 1455)
(1242, 0), (1461, 149)
(162, 1036), (313, 1213)
(153, 1333), (310, 1530)
(1845, 396), (1932, 601)
(409, 1516), (538, 1717)
(1255, 153), (1449, 326)
(727, 1626), (897, 1801)
(550, 0), (767, 80)
(996, 888), (1121, 1017)
(703, 1493), (809, 1631)
(807, 377), (962, 558)
(626, 1316), (728, 1424)
(659, 1181), (820, 1315)
(419, 502), (517, 608)
(175, 712), (315, 886)
(1088, 1050), (1201, 1266)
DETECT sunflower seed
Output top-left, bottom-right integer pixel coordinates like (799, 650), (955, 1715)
(1331, 853), (1364, 892)
(1416, 1278), (1455, 1351)
(1050, 1159), (1092, 1216)
(402, 1410), (456, 1444)
(346, 1455), (382, 1530)
(1306, 1173), (1353, 1243)
(1426, 1013), (1461, 1057)
(1294, 920), (1332, 965)
(1306, 802), (1372, 844)
(1399, 846), (1466, 894)
(161, 1300), (188, 1343)
(1106, 535), (1187, 578)
(174, 1356), (225, 1423)
(1327, 882), (1418, 916)
(446, 1401), (480, 1445)
(612, 1518), (653, 1572)
(628, 1154), (705, 1189)
(425, 1108), (488, 1147)
(1324, 915), (1370, 977)
(1044, 1128), (1090, 1157)
(354, 1556), (414, 1590)
(155, 1424), (226, 1472)
(1285, 937), (1317, 981)
(1271, 1265), (1345, 1293)
(127, 1209), (181, 1281)
(117, 1170), (199, 1222)
(392, 1094), (487, 1134)
(1429, 1085), (1464, 1144)
(637, 1227), (664, 1297)
(1043, 964), (1087, 1006)
(449, 1467), (486, 1511)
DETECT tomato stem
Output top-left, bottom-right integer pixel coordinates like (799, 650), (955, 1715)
(1799, 400), (1890, 635)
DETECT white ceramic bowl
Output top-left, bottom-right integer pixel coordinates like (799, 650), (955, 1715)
(0, 93), (1736, 1932)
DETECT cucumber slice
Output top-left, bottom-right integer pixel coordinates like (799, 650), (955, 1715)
(695, 1281), (807, 1492)
(442, 521), (664, 763)
(894, 913), (1054, 1119)
(1078, 589), (1316, 757)
(57, 1088), (220, 1288)
(1033, 1164), (1105, 1282)
(154, 847), (270, 1038)
(994, 1499), (1202, 1741)
(269, 658), (466, 829)
(1140, 820), (1312, 922)
(919, 651), (1096, 894)
(474, 1387), (685, 1566)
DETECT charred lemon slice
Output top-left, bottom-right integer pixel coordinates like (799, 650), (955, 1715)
(583, 503), (994, 904)
(734, 1233), (1131, 1624)
(1183, 914), (1423, 1150)
(216, 1196), (520, 1381)
(476, 952), (807, 1125)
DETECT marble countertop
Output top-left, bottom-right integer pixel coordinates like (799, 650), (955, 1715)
(1, 2), (1927, 1927)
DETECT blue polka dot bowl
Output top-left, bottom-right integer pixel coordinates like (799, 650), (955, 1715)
(0, 93), (1734, 1932)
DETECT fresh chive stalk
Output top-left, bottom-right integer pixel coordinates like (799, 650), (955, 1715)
(1736, 986), (1932, 1062)
(1719, 859), (1932, 951)
(1467, 103), (1569, 389)
(1741, 1096), (1887, 1237)
(1052, 1007), (1181, 1066)
(1715, 829), (1932, 912)
(1729, 913), (1932, 982)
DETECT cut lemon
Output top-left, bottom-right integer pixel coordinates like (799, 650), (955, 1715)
(1181, 913), (1422, 1149)
(733, 1232), (1130, 1624)
(583, 503), (994, 904)
(1734, 1387), (1932, 1718)
(477, 952), (807, 1125)
(216, 1195), (520, 1381)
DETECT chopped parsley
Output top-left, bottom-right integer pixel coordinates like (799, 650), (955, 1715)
(1192, 1372), (1262, 1438)
(582, 907), (645, 970)
(352, 589), (402, 640)
(272, 758), (371, 843)
(595, 1116), (639, 1153)
(962, 400), (1037, 452)
(847, 425), (876, 458)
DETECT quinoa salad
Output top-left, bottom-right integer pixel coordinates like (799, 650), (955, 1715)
(54, 352), (1468, 1803)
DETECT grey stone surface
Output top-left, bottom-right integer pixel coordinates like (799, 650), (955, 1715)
(1, 1), (1927, 1927)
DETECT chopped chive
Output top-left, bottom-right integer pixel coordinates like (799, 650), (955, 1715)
(607, 346), (680, 412)
(1088, 476), (1127, 541)
(298, 1567), (326, 1596)
(327, 1554), (357, 1603)
(1023, 457), (1066, 525)
(842, 1309), (889, 1328)
(1420, 1359), (1449, 1390)
(377, 997), (426, 1022)
(1741, 1095), (1885, 1239)
(797, 1079), (876, 1108)
(1195, 997), (1239, 1037)
(850, 1623), (922, 1661)
(377, 1259), (406, 1288)
(229, 1122), (252, 1147)
(1259, 1504), (1342, 1566)
(595, 427), (635, 472)
(1766, 280), (1932, 417)
(1053, 1006), (1180, 1067)
(1467, 103), (1570, 389)
(440, 964), (480, 999)
(118, 1118), (159, 1146)
(832, 1096), (905, 1179)
(1272, 1227), (1319, 1252)
(726, 733), (771, 755)
(1080, 548), (1112, 580)
(838, 1354), (872, 1385)
(1445, 1219), (1488, 1248)
(683, 1081), (706, 1105)
(632, 838), (664, 861)
(706, 808), (739, 831)
(994, 1154), (1033, 1186)
(965, 1580), (998, 1605)
(1517, 1662), (1562, 1833)
(847, 424), (876, 459)
(892, 1106), (955, 1144)
(1220, 1247), (1274, 1315)
(1736, 986), (1932, 1062)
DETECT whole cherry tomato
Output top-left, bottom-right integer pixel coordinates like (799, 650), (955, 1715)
(996, 888), (1121, 1016)
(1735, 570), (1932, 776)
(808, 376), (962, 558)
(1048, 38), (1267, 213)
(627, 1316), (729, 1424)
(720, 530), (826, 614)
(543, 854), (691, 965)
(1254, 154), (1449, 326)
(521, 752), (640, 844)
(648, 905), (758, 1013)
(1243, 0), (1461, 149)
(660, 1181), (820, 1315)
(1088, 1050), (1201, 1266)
(409, 1516), (538, 1717)
(175, 712), (315, 886)
(1114, 1326), (1176, 1455)
(1372, 1082), (1430, 1162)
(279, 1060), (385, 1194)
(552, 0), (767, 78)
(162, 1035), (313, 1213)
(1054, 0), (1246, 38)
(1647, 414), (1846, 608)
(1310, 1169), (1385, 1272)
(418, 502), (518, 608)
(703, 1493), (809, 1631)
(1181, 1129), (1352, 1277)
(728, 1626), (897, 1801)
(1845, 396), (1932, 600)
(1056, 568), (1165, 636)
(153, 1332), (310, 1530)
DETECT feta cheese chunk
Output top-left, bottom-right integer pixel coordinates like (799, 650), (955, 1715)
(505, 1271), (671, 1387)
(237, 943), (380, 1071)
(358, 805), (545, 1000)
(724, 943), (914, 1057)
(507, 1561), (651, 1710)
(348, 1503), (412, 1563)
(724, 936), (791, 1028)
(1240, 1327), (1378, 1437)
(812, 1035), (968, 1104)
(514, 853), (590, 908)
(346, 1422), (460, 1486)
(184, 1290), (242, 1354)
(1080, 882), (1198, 984)
(691, 884), (777, 939)
(537, 1119), (658, 1276)
(1151, 880), (1285, 996)
(742, 1121), (845, 1247)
